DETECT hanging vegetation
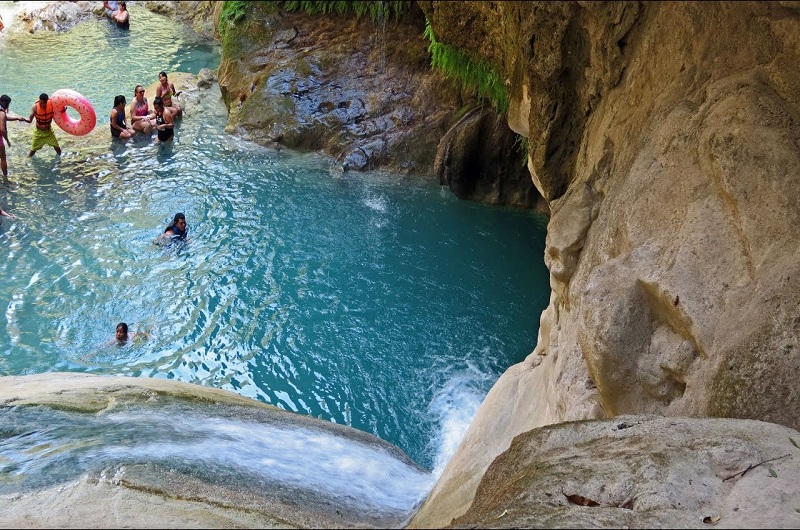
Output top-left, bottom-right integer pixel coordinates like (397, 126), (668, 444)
(280, 1), (411, 22)
(423, 19), (509, 114)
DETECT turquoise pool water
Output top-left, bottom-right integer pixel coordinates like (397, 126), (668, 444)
(0, 2), (550, 472)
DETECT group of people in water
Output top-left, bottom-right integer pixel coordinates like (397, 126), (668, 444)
(0, 93), (60, 178)
(0, 66), (184, 181)
(1, 2), (192, 342)
(110, 212), (188, 345)
(111, 72), (183, 141)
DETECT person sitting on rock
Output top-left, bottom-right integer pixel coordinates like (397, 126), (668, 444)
(155, 71), (183, 118)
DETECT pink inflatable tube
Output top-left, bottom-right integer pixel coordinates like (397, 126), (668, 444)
(50, 89), (96, 136)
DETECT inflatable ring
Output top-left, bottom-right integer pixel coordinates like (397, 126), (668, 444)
(51, 89), (96, 136)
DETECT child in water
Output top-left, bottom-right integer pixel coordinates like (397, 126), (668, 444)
(115, 322), (149, 345)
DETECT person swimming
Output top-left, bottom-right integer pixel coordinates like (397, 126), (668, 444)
(154, 212), (187, 243)
(114, 322), (149, 345)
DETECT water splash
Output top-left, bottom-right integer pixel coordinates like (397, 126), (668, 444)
(425, 363), (494, 479)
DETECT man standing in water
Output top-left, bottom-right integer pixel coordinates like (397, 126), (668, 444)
(28, 93), (62, 158)
(0, 94), (31, 177)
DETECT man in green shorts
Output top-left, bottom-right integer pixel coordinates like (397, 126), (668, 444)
(28, 93), (62, 158)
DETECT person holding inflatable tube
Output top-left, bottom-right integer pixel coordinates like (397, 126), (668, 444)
(110, 95), (135, 139)
(28, 93), (61, 158)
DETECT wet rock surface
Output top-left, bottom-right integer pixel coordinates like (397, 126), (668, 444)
(215, 3), (543, 208)
(0, 373), (425, 529)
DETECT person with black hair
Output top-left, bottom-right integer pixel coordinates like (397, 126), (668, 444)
(115, 322), (149, 345)
(155, 71), (182, 118)
(110, 94), (135, 139)
(0, 94), (31, 177)
(153, 96), (174, 144)
(154, 212), (187, 243)
(27, 93), (61, 158)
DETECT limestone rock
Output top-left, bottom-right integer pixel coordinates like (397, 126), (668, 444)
(414, 1), (800, 526)
(143, 1), (221, 40)
(450, 416), (800, 529)
(216, 3), (459, 176)
(15, 1), (99, 33)
(0, 373), (423, 529)
(434, 106), (545, 210)
(214, 2), (541, 209)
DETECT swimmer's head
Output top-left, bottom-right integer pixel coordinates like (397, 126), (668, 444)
(115, 322), (129, 342)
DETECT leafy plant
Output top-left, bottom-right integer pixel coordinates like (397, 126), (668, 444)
(218, 1), (249, 37)
(280, 1), (410, 22)
(514, 134), (530, 167)
(423, 19), (508, 113)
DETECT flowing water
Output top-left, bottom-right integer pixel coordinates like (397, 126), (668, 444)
(0, 2), (550, 519)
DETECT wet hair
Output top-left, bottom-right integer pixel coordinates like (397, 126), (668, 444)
(165, 213), (187, 236)
(39, 93), (48, 102)
(116, 322), (129, 333)
(159, 71), (168, 79)
(153, 96), (164, 108)
(0, 95), (10, 108)
(114, 95), (126, 107)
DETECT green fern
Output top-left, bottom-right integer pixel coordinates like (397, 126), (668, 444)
(514, 134), (530, 167)
(218, 1), (249, 37)
(280, 1), (410, 22)
(423, 19), (508, 113)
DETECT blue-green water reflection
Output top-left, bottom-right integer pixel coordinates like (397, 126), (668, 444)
(0, 3), (550, 470)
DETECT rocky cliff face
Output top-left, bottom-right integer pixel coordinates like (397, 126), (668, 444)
(411, 1), (800, 526)
(213, 2), (545, 209)
(144, 1), (222, 39)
